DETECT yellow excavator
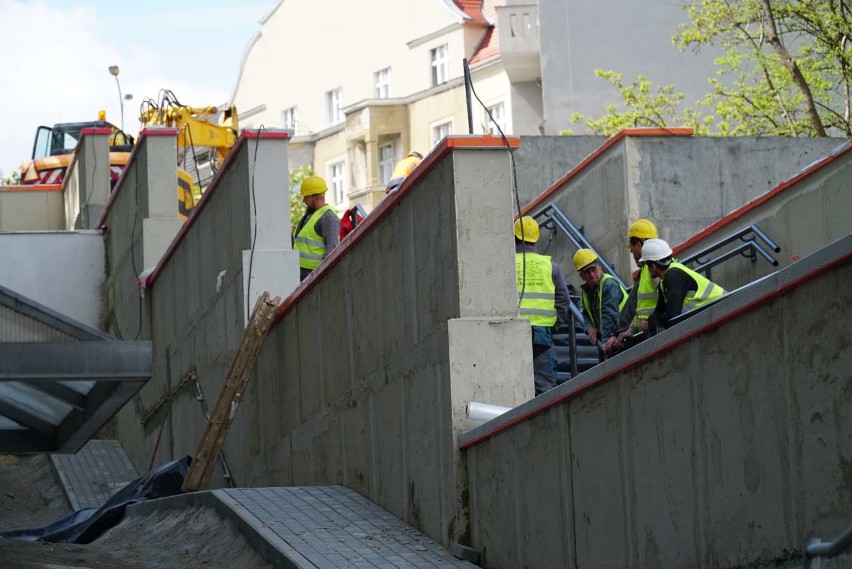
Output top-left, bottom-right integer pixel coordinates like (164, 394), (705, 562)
(20, 92), (238, 219)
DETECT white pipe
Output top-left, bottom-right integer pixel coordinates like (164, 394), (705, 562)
(465, 401), (511, 428)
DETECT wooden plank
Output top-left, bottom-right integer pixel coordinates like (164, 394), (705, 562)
(181, 291), (280, 492)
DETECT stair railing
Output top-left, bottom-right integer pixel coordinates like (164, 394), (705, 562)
(680, 224), (780, 278)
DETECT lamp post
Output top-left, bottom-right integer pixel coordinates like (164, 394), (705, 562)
(108, 65), (124, 132)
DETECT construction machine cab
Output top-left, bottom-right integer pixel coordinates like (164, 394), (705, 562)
(30, 121), (134, 161)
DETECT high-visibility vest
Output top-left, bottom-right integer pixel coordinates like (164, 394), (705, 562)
(582, 273), (628, 330)
(293, 205), (335, 271)
(391, 155), (421, 179)
(661, 261), (726, 313)
(516, 252), (557, 327)
(632, 264), (658, 328)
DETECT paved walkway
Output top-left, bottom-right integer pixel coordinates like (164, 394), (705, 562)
(50, 439), (138, 510)
(132, 486), (474, 568)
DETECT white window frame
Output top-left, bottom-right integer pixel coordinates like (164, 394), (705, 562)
(326, 87), (343, 125)
(378, 142), (396, 185)
(281, 106), (299, 135)
(374, 67), (392, 99)
(430, 44), (448, 86)
(485, 102), (506, 135)
(432, 121), (452, 147)
(329, 160), (346, 205)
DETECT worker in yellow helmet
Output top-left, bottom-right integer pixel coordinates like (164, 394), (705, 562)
(603, 218), (659, 354)
(514, 216), (571, 395)
(640, 238), (726, 329)
(292, 176), (340, 281)
(385, 151), (423, 194)
(573, 249), (627, 347)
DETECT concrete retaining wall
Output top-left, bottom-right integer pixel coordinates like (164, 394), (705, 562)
(674, 141), (852, 291)
(461, 235), (852, 569)
(0, 231), (104, 328)
(244, 140), (534, 547)
(523, 133), (848, 284)
(105, 130), (298, 485)
(0, 187), (65, 231)
(514, 135), (607, 205)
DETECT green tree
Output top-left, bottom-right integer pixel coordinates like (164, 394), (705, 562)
(288, 165), (312, 229)
(572, 0), (851, 136)
(1, 170), (21, 185)
(569, 70), (712, 136)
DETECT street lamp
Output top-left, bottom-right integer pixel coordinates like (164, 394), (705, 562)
(108, 65), (124, 132)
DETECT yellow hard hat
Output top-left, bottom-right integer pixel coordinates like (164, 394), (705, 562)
(573, 249), (599, 271)
(513, 216), (539, 243)
(300, 176), (328, 197)
(626, 218), (658, 241)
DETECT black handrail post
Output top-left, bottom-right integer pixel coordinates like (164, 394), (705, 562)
(463, 59), (474, 134)
(568, 314), (578, 379)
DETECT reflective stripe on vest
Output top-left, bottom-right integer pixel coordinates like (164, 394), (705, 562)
(294, 205), (335, 270)
(582, 273), (628, 330)
(631, 264), (658, 329)
(516, 252), (557, 327)
(662, 261), (726, 313)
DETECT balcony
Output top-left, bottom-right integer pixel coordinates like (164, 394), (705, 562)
(496, 3), (541, 82)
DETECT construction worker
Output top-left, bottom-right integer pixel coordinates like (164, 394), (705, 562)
(515, 216), (571, 395)
(603, 218), (659, 354)
(292, 176), (340, 281)
(639, 238), (727, 329)
(574, 249), (627, 347)
(385, 151), (423, 194)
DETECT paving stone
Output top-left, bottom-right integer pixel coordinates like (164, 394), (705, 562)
(50, 440), (138, 510)
(220, 486), (473, 568)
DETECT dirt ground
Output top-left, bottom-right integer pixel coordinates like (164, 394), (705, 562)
(0, 454), (271, 569)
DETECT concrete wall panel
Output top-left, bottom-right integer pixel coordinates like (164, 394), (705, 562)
(0, 232), (104, 329)
(0, 190), (65, 231)
(463, 236), (852, 568)
(678, 154), (852, 291)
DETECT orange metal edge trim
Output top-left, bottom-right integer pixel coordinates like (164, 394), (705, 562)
(1, 184), (63, 192)
(460, 248), (852, 450)
(673, 139), (852, 255)
(521, 128), (694, 217)
(274, 135), (520, 322)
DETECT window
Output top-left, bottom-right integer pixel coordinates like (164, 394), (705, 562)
(326, 88), (343, 125)
(378, 143), (395, 184)
(432, 121), (452, 146)
(486, 102), (506, 135)
(329, 161), (346, 205)
(430, 44), (448, 86)
(281, 106), (299, 135)
(374, 68), (392, 99)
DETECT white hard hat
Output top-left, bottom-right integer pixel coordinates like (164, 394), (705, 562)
(639, 238), (673, 263)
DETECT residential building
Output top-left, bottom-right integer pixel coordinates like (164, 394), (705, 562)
(230, 0), (720, 211)
(231, 0), (542, 211)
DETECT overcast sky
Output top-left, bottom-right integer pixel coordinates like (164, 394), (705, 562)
(0, 0), (272, 179)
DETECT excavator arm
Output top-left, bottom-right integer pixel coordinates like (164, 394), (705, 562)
(139, 104), (239, 169)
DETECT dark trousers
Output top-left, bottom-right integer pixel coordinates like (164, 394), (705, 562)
(531, 325), (556, 395)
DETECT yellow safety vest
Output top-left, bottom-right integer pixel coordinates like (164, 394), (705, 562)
(516, 253), (557, 327)
(631, 264), (658, 328)
(391, 155), (421, 179)
(661, 261), (726, 313)
(293, 205), (334, 271)
(581, 273), (628, 330)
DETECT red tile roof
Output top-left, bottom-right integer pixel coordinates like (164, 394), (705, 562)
(454, 0), (504, 68)
(452, 0), (489, 25)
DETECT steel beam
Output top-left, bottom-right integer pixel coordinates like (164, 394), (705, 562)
(0, 342), (152, 381)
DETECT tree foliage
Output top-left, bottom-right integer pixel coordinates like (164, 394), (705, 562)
(0, 170), (21, 185)
(572, 0), (852, 136)
(288, 165), (312, 230)
(569, 71), (713, 136)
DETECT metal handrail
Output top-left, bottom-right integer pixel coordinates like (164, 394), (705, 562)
(680, 224), (780, 276)
(532, 202), (627, 289)
(805, 524), (852, 568)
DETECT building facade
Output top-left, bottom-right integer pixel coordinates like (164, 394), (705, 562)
(230, 0), (542, 211)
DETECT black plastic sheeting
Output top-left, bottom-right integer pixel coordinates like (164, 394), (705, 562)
(0, 455), (190, 544)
